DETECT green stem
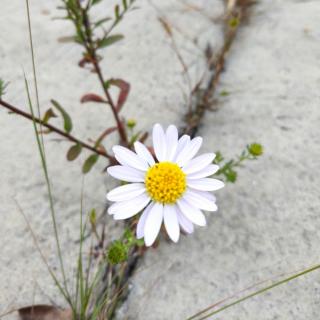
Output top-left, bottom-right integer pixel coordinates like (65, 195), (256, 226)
(24, 76), (73, 307)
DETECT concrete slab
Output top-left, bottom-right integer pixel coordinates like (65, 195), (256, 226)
(0, 0), (223, 317)
(119, 1), (320, 319)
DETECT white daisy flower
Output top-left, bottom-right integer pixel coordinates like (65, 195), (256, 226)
(106, 124), (224, 246)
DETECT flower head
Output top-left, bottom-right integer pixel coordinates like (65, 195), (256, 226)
(106, 124), (224, 246)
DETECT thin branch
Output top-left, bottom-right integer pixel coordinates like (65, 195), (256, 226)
(0, 99), (112, 159)
(182, 0), (252, 137)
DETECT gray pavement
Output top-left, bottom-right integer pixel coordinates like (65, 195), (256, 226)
(1, 0), (320, 319)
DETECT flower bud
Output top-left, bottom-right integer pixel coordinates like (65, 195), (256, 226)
(248, 143), (263, 156)
(127, 119), (136, 129)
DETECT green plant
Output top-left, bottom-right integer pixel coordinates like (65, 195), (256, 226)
(214, 143), (264, 183)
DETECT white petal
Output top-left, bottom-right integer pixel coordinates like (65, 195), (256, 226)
(136, 202), (154, 239)
(163, 205), (180, 242)
(144, 202), (163, 246)
(187, 164), (219, 179)
(190, 189), (217, 203)
(107, 165), (145, 182)
(187, 178), (225, 191)
(152, 123), (167, 162)
(183, 189), (217, 211)
(106, 183), (145, 202)
(175, 137), (203, 167)
(177, 198), (206, 226)
(166, 125), (178, 161)
(173, 135), (190, 161)
(109, 193), (150, 219)
(113, 145), (148, 171)
(177, 208), (194, 234)
(134, 141), (155, 166)
(182, 153), (216, 174)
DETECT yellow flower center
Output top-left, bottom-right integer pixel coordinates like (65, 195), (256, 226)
(145, 162), (186, 204)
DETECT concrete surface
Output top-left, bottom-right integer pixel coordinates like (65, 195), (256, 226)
(0, 0), (223, 317)
(119, 0), (320, 319)
(1, 0), (320, 319)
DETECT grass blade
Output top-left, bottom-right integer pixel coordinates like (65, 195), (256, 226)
(187, 263), (320, 320)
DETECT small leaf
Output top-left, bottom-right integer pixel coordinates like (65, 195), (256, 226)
(220, 90), (230, 97)
(94, 17), (112, 28)
(82, 154), (99, 174)
(108, 79), (130, 112)
(80, 93), (106, 104)
(98, 34), (124, 49)
(92, 0), (103, 5)
(115, 5), (120, 20)
(122, 0), (128, 10)
(0, 78), (9, 98)
(42, 108), (57, 124)
(18, 305), (72, 320)
(94, 126), (117, 148)
(67, 143), (82, 161)
(213, 151), (224, 164)
(89, 208), (97, 227)
(225, 169), (237, 183)
(51, 99), (72, 133)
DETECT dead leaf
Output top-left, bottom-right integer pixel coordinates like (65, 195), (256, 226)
(18, 305), (72, 320)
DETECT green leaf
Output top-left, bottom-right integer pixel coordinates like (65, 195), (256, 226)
(51, 99), (72, 133)
(89, 208), (97, 227)
(225, 169), (237, 183)
(82, 154), (99, 174)
(122, 0), (128, 10)
(67, 143), (82, 161)
(92, 0), (103, 5)
(0, 78), (8, 98)
(220, 90), (230, 97)
(42, 108), (57, 124)
(115, 5), (120, 20)
(213, 151), (224, 164)
(94, 17), (112, 28)
(98, 34), (124, 49)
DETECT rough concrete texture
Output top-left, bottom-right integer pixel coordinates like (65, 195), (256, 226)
(0, 0), (223, 317)
(119, 1), (320, 319)
(1, 0), (320, 319)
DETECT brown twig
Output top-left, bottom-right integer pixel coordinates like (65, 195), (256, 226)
(0, 99), (112, 159)
(182, 0), (254, 137)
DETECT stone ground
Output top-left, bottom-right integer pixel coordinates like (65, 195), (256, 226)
(1, 0), (320, 319)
